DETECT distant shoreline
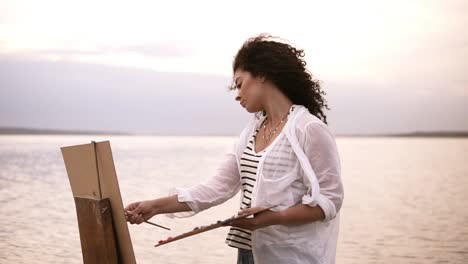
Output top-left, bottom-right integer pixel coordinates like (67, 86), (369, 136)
(0, 127), (467, 138)
(0, 127), (131, 136)
(336, 132), (468, 138)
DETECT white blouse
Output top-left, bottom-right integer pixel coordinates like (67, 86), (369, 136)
(167, 104), (344, 264)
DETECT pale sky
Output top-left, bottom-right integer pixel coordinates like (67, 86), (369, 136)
(0, 0), (467, 134)
(1, 0), (466, 92)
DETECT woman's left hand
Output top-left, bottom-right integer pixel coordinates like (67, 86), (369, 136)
(225, 207), (282, 231)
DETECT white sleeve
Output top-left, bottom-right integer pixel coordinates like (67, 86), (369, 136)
(301, 122), (344, 222)
(165, 140), (241, 218)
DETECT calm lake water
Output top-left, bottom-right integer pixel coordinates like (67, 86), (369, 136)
(0, 135), (467, 263)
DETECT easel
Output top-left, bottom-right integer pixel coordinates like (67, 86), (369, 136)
(74, 197), (119, 263)
(61, 141), (136, 264)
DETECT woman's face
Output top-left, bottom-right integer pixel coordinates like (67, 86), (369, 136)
(233, 69), (265, 113)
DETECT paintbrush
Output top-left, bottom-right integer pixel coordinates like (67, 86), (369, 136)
(124, 210), (171, 231)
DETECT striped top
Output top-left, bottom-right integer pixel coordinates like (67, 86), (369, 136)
(225, 125), (266, 250)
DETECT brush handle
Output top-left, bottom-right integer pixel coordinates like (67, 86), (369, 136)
(124, 210), (171, 230)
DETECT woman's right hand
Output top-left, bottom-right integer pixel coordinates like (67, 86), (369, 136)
(124, 200), (159, 224)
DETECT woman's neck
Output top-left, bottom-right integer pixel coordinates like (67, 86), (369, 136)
(262, 94), (293, 125)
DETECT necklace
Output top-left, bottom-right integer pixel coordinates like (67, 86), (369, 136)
(261, 110), (290, 145)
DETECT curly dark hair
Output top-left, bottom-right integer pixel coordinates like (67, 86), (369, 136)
(230, 33), (329, 124)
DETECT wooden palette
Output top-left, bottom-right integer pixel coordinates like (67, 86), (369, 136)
(154, 207), (273, 247)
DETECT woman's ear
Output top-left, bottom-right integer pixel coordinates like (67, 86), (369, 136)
(251, 72), (266, 84)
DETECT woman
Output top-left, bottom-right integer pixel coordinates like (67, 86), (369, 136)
(125, 34), (344, 264)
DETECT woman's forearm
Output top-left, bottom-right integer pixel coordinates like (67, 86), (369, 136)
(278, 204), (325, 225)
(258, 204), (325, 228)
(152, 194), (192, 215)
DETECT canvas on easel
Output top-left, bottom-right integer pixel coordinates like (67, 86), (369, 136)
(61, 140), (136, 264)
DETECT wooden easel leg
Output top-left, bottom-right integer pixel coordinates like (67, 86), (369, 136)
(74, 197), (119, 264)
